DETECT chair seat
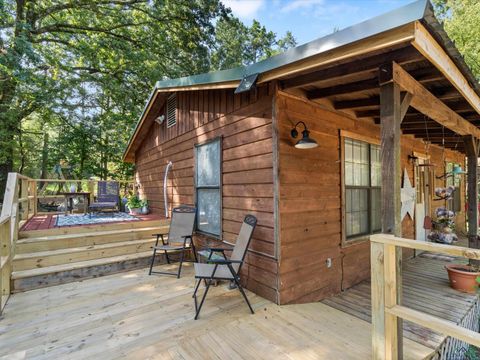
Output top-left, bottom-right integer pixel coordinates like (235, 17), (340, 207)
(89, 202), (117, 208)
(194, 263), (234, 280)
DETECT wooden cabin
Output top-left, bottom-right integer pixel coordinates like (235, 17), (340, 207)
(123, 0), (480, 305)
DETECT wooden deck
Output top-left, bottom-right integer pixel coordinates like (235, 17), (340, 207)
(0, 263), (432, 360)
(20, 213), (162, 232)
(323, 253), (479, 354)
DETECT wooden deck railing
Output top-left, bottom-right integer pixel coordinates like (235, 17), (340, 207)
(0, 173), (136, 314)
(370, 234), (480, 359)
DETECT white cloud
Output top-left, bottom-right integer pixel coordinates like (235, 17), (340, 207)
(281, 0), (325, 13)
(222, 0), (265, 20)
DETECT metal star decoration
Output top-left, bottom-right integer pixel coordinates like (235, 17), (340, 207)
(401, 168), (416, 220)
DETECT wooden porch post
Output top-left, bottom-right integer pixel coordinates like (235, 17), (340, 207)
(463, 135), (480, 253)
(376, 63), (408, 360)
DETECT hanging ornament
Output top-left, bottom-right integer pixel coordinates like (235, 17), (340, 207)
(401, 168), (416, 220)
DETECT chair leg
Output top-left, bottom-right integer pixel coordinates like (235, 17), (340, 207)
(164, 250), (171, 264)
(148, 248), (157, 275)
(231, 272), (254, 314)
(192, 279), (201, 298)
(191, 243), (198, 263)
(177, 249), (185, 279)
(195, 278), (213, 320)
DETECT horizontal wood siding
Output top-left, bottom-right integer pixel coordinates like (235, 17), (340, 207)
(276, 91), (466, 304)
(134, 85), (279, 302)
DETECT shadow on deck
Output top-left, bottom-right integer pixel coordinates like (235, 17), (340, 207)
(322, 253), (480, 359)
(0, 263), (432, 360)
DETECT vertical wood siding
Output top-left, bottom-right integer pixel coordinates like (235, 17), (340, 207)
(134, 85), (279, 302)
(276, 91), (466, 304)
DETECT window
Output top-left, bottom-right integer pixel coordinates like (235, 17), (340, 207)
(195, 138), (221, 236)
(344, 138), (381, 239)
(166, 94), (176, 128)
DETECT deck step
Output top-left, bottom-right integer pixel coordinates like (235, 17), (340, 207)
(19, 218), (167, 239)
(11, 251), (181, 293)
(13, 238), (159, 271)
(15, 226), (168, 253)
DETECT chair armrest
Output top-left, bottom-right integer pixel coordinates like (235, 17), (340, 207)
(152, 233), (168, 237)
(209, 259), (242, 265)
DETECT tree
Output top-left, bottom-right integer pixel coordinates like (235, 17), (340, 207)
(0, 0), (228, 197)
(210, 16), (297, 70)
(432, 0), (480, 79)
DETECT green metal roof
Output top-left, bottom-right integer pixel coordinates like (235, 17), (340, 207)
(124, 0), (480, 160)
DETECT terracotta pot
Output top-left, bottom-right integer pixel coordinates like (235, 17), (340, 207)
(445, 264), (480, 293)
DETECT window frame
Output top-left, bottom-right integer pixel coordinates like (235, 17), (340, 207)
(340, 131), (381, 246)
(194, 137), (223, 239)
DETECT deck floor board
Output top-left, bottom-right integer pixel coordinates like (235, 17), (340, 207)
(322, 253), (478, 351)
(0, 264), (432, 360)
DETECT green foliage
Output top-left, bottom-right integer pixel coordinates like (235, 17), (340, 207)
(0, 0), (296, 200)
(432, 0), (480, 79)
(210, 17), (296, 70)
(126, 195), (142, 209)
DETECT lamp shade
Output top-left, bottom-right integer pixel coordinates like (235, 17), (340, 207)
(295, 129), (318, 149)
(291, 124), (318, 149)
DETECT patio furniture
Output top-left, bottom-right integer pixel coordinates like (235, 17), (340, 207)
(59, 192), (91, 214)
(192, 214), (257, 320)
(148, 206), (197, 278)
(88, 181), (119, 216)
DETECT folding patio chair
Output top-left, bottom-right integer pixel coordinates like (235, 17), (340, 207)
(148, 206), (197, 278)
(192, 214), (257, 320)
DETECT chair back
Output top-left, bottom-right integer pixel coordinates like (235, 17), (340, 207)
(230, 215), (257, 273)
(168, 206), (196, 244)
(97, 181), (119, 203)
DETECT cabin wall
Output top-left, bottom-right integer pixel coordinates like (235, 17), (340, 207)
(134, 85), (279, 302)
(275, 91), (466, 304)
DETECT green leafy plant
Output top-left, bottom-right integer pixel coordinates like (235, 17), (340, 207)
(126, 195), (142, 209)
(140, 199), (148, 208)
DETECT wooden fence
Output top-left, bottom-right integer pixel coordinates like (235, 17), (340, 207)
(0, 173), (136, 314)
(370, 234), (480, 360)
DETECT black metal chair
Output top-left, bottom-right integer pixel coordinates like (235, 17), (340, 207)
(148, 206), (197, 278)
(192, 214), (257, 320)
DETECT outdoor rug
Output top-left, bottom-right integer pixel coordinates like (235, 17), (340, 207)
(55, 212), (140, 227)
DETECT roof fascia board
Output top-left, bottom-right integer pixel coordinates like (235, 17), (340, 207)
(411, 21), (480, 116)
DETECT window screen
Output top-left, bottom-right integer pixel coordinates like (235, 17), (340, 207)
(195, 138), (221, 236)
(344, 138), (381, 239)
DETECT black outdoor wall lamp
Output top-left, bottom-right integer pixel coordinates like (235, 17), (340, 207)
(290, 121), (318, 149)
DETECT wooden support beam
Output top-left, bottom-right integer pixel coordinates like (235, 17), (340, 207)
(282, 46), (423, 89)
(334, 97), (380, 110)
(379, 62), (403, 359)
(400, 92), (413, 120)
(412, 21), (480, 116)
(390, 62), (480, 139)
(463, 135), (480, 251)
(307, 78), (378, 99)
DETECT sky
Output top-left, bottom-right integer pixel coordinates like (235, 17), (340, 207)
(222, 0), (413, 45)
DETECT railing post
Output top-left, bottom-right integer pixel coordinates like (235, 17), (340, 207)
(32, 180), (38, 215)
(21, 179), (28, 220)
(88, 180), (95, 204)
(384, 243), (398, 360)
(371, 239), (386, 360)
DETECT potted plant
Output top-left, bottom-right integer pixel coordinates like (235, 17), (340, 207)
(140, 199), (149, 215)
(126, 195), (142, 215)
(445, 262), (480, 294)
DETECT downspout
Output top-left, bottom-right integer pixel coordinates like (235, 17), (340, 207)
(164, 161), (173, 218)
